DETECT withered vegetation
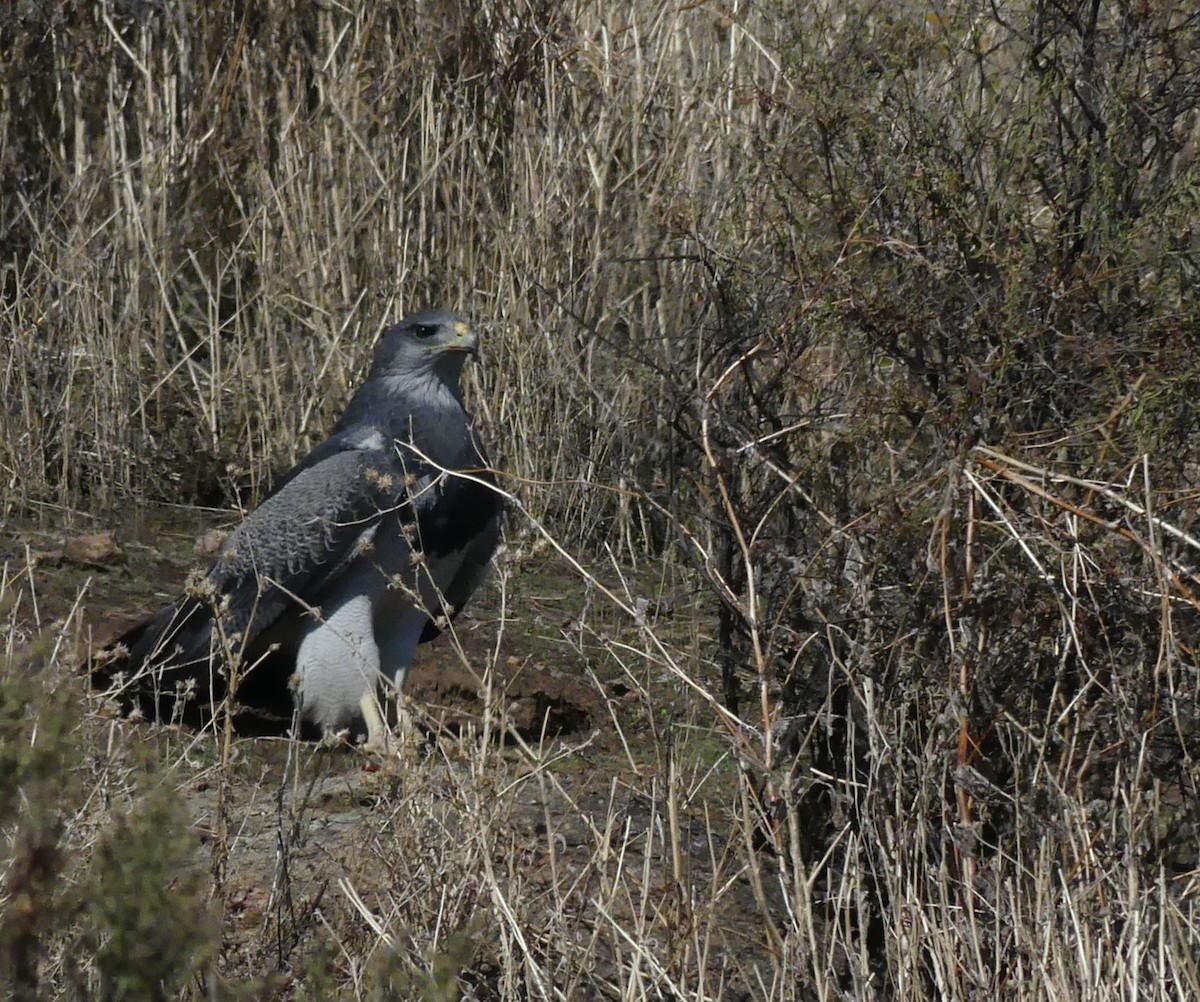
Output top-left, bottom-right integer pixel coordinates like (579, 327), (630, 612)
(3, 1), (1200, 999)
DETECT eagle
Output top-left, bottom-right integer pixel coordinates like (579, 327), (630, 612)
(92, 308), (503, 751)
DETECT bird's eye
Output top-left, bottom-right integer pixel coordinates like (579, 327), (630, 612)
(412, 324), (439, 339)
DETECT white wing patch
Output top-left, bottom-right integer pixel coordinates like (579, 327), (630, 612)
(348, 428), (388, 452)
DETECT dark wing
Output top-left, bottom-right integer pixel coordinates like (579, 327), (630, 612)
(94, 433), (408, 719)
(255, 423), (387, 502)
(410, 433), (504, 643)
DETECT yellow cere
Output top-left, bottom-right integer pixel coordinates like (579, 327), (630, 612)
(455, 322), (470, 337)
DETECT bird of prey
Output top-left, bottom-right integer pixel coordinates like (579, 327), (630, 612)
(92, 308), (503, 751)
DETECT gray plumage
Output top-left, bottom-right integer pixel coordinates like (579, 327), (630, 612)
(94, 308), (503, 748)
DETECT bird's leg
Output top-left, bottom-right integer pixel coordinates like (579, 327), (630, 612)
(386, 665), (421, 753)
(359, 686), (391, 756)
(393, 694), (418, 751)
(359, 678), (420, 758)
(372, 606), (425, 755)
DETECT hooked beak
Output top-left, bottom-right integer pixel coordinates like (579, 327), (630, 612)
(443, 321), (479, 356)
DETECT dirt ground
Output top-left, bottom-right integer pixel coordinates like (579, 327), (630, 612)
(4, 510), (775, 998)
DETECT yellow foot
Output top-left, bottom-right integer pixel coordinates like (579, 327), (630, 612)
(358, 689), (419, 759)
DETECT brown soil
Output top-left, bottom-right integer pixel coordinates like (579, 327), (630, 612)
(4, 511), (771, 997)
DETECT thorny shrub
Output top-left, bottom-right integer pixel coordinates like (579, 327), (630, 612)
(2, 0), (1200, 998)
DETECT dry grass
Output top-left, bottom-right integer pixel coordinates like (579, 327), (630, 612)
(5, 472), (1200, 999)
(4, 0), (1200, 999)
(0, 0), (782, 546)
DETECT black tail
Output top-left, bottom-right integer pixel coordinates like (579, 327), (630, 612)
(88, 598), (227, 727)
(88, 598), (302, 736)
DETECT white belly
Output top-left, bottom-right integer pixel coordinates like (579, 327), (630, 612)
(292, 518), (473, 738)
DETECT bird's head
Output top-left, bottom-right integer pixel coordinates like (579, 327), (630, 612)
(372, 308), (478, 384)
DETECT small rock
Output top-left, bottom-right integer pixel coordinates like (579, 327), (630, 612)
(63, 531), (123, 567)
